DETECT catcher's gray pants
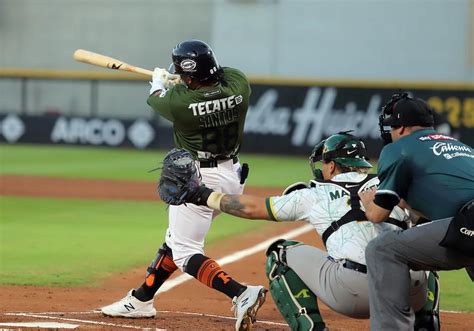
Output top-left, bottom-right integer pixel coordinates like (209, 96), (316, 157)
(366, 218), (474, 331)
(286, 244), (427, 319)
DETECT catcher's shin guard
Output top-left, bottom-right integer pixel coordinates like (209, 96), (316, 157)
(265, 239), (326, 331)
(414, 271), (440, 331)
(134, 243), (178, 301)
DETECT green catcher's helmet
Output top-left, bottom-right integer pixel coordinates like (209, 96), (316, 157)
(309, 131), (372, 179)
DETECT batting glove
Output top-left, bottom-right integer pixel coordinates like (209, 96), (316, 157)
(149, 68), (168, 95)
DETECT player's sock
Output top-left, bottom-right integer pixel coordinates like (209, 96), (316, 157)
(134, 254), (178, 301)
(185, 253), (246, 299)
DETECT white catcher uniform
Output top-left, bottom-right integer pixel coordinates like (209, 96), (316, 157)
(166, 159), (244, 270)
(266, 172), (428, 318)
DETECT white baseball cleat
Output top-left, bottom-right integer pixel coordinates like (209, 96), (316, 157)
(100, 289), (156, 318)
(232, 285), (267, 331)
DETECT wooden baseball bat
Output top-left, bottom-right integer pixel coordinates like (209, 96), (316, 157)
(73, 49), (153, 77)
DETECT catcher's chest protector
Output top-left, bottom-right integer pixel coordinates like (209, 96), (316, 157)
(313, 174), (406, 246)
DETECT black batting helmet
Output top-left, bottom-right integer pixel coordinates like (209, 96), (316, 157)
(170, 40), (222, 82)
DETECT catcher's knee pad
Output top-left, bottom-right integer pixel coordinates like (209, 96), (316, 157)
(415, 271), (440, 331)
(265, 239), (326, 331)
(145, 243), (177, 286)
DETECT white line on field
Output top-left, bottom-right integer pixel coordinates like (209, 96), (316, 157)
(7, 308), (471, 316)
(5, 313), (166, 330)
(0, 322), (79, 329)
(156, 224), (314, 294)
(157, 310), (288, 326)
(6, 310), (287, 327)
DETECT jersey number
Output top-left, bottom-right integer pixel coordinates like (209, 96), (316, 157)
(202, 122), (239, 154)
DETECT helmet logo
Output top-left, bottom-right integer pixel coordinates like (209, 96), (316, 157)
(180, 59), (197, 72)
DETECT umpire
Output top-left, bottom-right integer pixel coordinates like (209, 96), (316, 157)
(359, 92), (474, 331)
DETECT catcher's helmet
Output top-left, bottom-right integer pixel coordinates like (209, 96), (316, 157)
(309, 131), (372, 179)
(170, 40), (222, 82)
(379, 92), (434, 145)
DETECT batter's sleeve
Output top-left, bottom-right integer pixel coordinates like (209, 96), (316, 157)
(375, 144), (412, 210)
(265, 189), (314, 222)
(147, 88), (177, 122)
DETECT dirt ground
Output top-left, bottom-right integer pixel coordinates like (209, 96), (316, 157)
(1, 175), (473, 330)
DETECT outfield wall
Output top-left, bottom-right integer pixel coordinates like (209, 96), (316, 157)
(1, 73), (472, 157)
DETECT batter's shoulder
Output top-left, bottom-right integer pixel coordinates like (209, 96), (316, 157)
(223, 67), (248, 80)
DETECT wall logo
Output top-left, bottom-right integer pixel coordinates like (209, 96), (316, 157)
(128, 120), (155, 148)
(0, 114), (25, 142)
(430, 142), (473, 160)
(180, 59), (197, 72)
(245, 87), (382, 147)
(50, 116), (156, 148)
(51, 117), (126, 146)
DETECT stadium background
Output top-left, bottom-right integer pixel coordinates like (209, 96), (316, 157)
(1, 0), (473, 330)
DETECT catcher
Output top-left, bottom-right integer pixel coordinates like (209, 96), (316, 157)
(158, 132), (441, 331)
(101, 40), (266, 331)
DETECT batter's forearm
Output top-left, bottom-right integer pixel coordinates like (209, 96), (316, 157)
(207, 192), (271, 220)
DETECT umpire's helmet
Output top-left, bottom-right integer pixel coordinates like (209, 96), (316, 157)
(170, 40), (222, 82)
(309, 131), (372, 179)
(379, 92), (434, 145)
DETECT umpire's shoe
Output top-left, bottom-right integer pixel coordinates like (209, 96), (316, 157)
(232, 285), (267, 331)
(100, 289), (156, 318)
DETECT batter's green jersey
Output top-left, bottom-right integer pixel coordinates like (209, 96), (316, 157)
(147, 67), (250, 159)
(376, 129), (474, 220)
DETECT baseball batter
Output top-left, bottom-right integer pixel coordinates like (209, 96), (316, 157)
(161, 132), (440, 331)
(101, 40), (266, 331)
(360, 93), (474, 330)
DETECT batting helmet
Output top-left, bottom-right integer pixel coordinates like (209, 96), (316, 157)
(379, 92), (434, 145)
(309, 131), (372, 179)
(170, 40), (222, 82)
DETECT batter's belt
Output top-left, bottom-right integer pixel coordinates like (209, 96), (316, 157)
(198, 156), (239, 168)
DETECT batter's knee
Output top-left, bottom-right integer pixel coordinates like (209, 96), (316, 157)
(174, 249), (205, 271)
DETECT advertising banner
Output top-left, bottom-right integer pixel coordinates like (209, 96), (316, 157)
(0, 114), (173, 150)
(1, 83), (472, 158)
(241, 84), (473, 157)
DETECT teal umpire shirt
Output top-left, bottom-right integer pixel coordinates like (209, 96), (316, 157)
(376, 128), (474, 220)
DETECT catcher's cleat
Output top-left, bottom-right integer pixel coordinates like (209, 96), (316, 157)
(100, 289), (156, 318)
(232, 285), (267, 331)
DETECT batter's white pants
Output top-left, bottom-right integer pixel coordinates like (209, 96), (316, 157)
(165, 159), (244, 270)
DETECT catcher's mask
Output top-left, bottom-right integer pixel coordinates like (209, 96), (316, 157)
(379, 92), (435, 145)
(170, 40), (223, 83)
(309, 131), (372, 180)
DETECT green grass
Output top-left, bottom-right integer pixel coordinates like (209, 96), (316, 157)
(0, 144), (166, 181)
(0, 144), (312, 186)
(439, 270), (474, 312)
(0, 196), (266, 286)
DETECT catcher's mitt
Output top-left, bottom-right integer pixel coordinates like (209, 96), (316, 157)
(158, 148), (201, 205)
